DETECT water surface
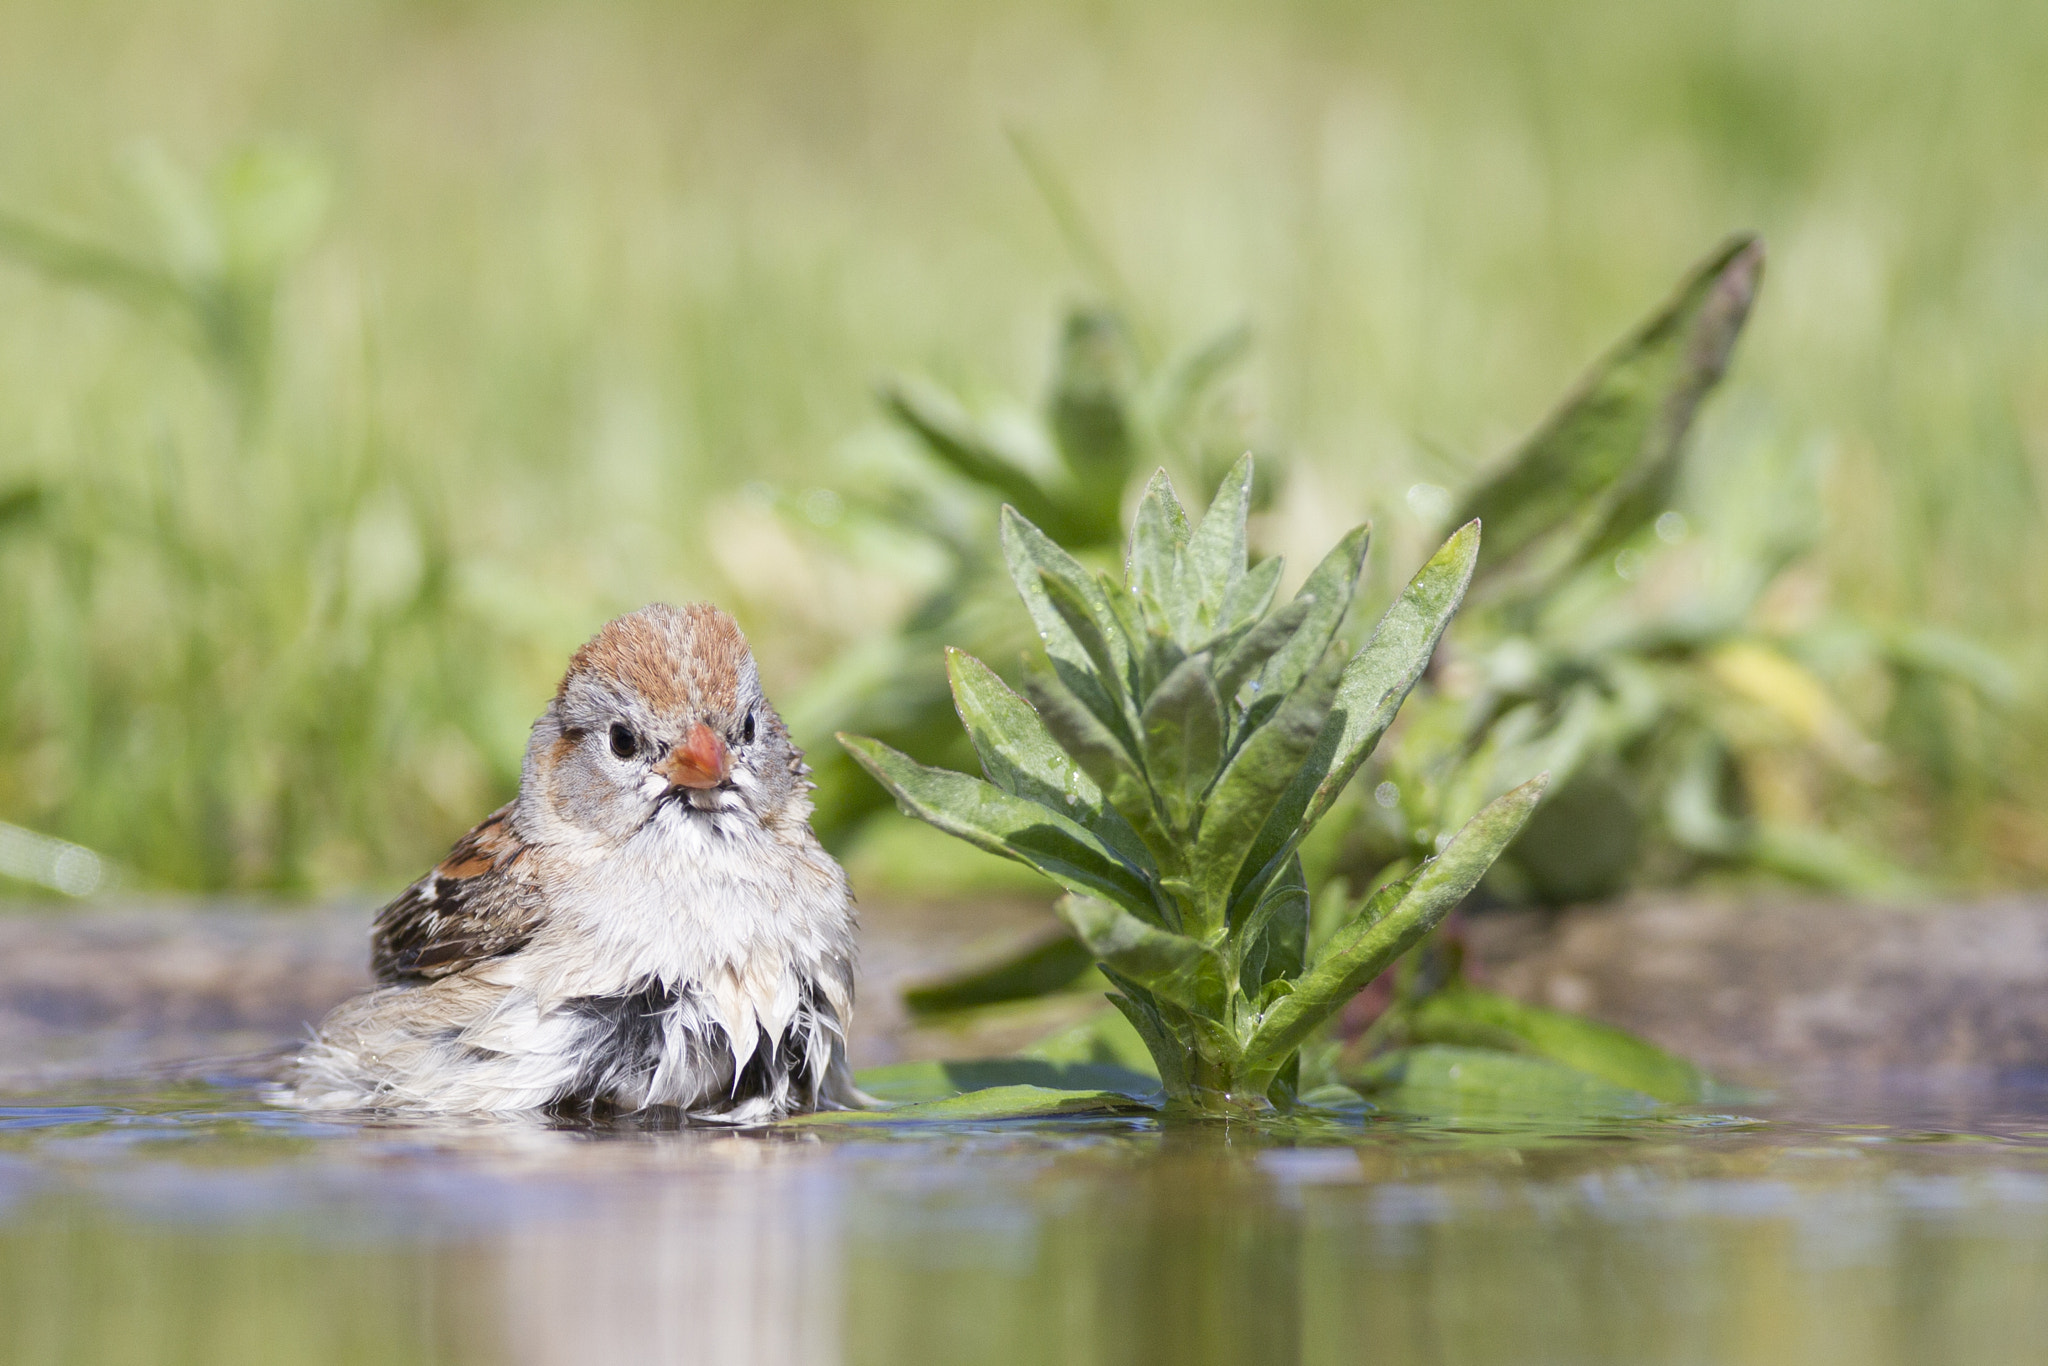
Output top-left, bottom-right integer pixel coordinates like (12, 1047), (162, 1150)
(5, 1070), (2048, 1365)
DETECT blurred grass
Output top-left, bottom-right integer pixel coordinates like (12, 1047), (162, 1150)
(0, 0), (2045, 891)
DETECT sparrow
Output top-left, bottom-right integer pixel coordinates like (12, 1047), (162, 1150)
(288, 603), (860, 1121)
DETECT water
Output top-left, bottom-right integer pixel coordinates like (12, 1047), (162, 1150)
(7, 1070), (2048, 1365)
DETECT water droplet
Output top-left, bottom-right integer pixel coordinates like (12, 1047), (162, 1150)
(1655, 510), (1689, 544)
(1374, 781), (1400, 809)
(1614, 548), (1645, 581)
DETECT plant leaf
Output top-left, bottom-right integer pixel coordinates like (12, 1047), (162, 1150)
(947, 649), (1151, 868)
(1057, 894), (1227, 1015)
(1017, 658), (1176, 871)
(855, 1058), (1161, 1104)
(1102, 971), (1194, 1103)
(1256, 523), (1370, 701)
(881, 377), (1070, 534)
(1349, 1045), (1656, 1119)
(1242, 775), (1547, 1069)
(838, 734), (1154, 908)
(1229, 521), (1480, 914)
(1040, 569), (1134, 711)
(1214, 553), (1285, 643)
(1127, 469), (1191, 629)
(786, 1083), (1155, 1125)
(1450, 235), (1764, 585)
(1405, 984), (1709, 1104)
(900, 929), (1097, 1016)
(1003, 507), (1130, 738)
(1213, 594), (1314, 707)
(1177, 453), (1254, 641)
(1139, 653), (1225, 829)
(1187, 648), (1345, 935)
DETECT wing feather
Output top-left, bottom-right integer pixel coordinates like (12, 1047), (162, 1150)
(370, 804), (543, 984)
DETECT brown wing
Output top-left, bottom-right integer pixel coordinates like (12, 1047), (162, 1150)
(370, 803), (543, 985)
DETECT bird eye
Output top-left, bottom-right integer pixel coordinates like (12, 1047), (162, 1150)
(607, 723), (639, 760)
(739, 710), (757, 745)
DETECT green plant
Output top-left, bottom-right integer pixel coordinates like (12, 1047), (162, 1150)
(791, 303), (1272, 849)
(840, 457), (1544, 1115)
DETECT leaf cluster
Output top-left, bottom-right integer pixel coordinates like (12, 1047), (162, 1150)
(842, 455), (1544, 1114)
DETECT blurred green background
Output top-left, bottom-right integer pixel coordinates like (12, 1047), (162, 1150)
(1, 0), (2045, 894)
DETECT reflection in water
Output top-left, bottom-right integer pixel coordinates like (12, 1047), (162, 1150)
(5, 1078), (2048, 1365)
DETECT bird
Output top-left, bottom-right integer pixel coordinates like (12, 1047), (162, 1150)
(288, 602), (860, 1122)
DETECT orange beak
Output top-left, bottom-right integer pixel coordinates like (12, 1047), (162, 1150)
(657, 722), (732, 790)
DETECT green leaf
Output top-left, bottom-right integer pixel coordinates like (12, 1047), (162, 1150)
(854, 1058), (1161, 1104)
(785, 1084), (1155, 1125)
(838, 734), (1154, 908)
(1127, 469), (1191, 627)
(1236, 855), (1308, 994)
(1102, 973), (1194, 1103)
(1017, 658), (1175, 869)
(1188, 648), (1345, 934)
(1177, 453), (1254, 641)
(1242, 775), (1547, 1069)
(1040, 569), (1133, 709)
(1255, 523), (1370, 701)
(1213, 594), (1314, 708)
(882, 377), (1069, 533)
(1450, 235), (1764, 585)
(1405, 984), (1709, 1104)
(1215, 553), (1285, 641)
(946, 648), (1150, 868)
(1230, 522), (1480, 912)
(900, 929), (1097, 1016)
(1350, 1045), (1657, 1119)
(1057, 894), (1227, 1014)
(1003, 507), (1130, 737)
(1021, 1004), (1160, 1074)
(1047, 307), (1138, 543)
(1139, 654), (1225, 828)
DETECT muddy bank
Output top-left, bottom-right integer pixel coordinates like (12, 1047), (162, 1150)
(4, 893), (2047, 1084)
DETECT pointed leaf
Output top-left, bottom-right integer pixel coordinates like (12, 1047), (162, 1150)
(1139, 653), (1225, 829)
(1229, 521), (1480, 915)
(1018, 658), (1176, 871)
(1256, 523), (1370, 701)
(1187, 648), (1345, 934)
(1177, 453), (1254, 640)
(1214, 553), (1285, 642)
(1057, 894), (1227, 1015)
(1243, 776), (1547, 1068)
(1127, 469), (1191, 625)
(1214, 594), (1315, 707)
(855, 1058), (1160, 1104)
(838, 734), (1153, 908)
(1450, 235), (1764, 582)
(1002, 507), (1130, 737)
(881, 377), (1071, 533)
(1040, 568), (1136, 712)
(946, 649), (1151, 868)
(1103, 977), (1193, 1103)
